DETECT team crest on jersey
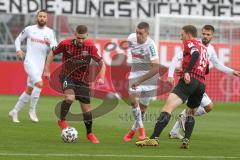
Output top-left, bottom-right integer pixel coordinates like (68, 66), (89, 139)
(140, 48), (144, 54)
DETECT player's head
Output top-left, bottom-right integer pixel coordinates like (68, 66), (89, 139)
(201, 25), (215, 46)
(136, 22), (149, 44)
(36, 9), (48, 27)
(75, 25), (88, 45)
(181, 25), (198, 41)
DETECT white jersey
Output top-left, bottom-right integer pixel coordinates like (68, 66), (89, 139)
(128, 33), (159, 78)
(15, 25), (57, 75)
(168, 42), (233, 77)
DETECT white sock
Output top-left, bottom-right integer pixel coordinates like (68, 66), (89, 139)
(194, 107), (207, 116)
(132, 107), (144, 128)
(29, 87), (42, 113)
(170, 121), (181, 135)
(181, 109), (187, 116)
(131, 121), (139, 131)
(13, 92), (31, 112)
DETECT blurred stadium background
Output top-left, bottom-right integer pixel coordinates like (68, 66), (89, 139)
(0, 0), (239, 102)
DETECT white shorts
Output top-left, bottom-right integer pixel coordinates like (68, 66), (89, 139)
(199, 93), (212, 108)
(128, 75), (158, 106)
(24, 63), (42, 87)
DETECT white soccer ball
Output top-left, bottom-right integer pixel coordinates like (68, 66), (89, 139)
(61, 127), (78, 143)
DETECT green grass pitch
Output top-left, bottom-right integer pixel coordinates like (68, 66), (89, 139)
(0, 95), (240, 160)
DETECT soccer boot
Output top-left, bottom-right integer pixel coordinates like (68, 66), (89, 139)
(123, 129), (135, 142)
(9, 110), (20, 123)
(135, 137), (159, 147)
(168, 132), (184, 140)
(58, 119), (68, 130)
(180, 138), (189, 149)
(29, 111), (39, 122)
(87, 133), (100, 144)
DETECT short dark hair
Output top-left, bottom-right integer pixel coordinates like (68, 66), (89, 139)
(37, 9), (48, 16)
(202, 25), (215, 33)
(137, 22), (149, 33)
(76, 25), (88, 34)
(182, 25), (198, 38)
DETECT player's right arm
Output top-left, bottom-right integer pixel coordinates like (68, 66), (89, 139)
(15, 27), (29, 60)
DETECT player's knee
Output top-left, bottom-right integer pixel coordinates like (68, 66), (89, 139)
(186, 116), (195, 124)
(25, 87), (33, 95)
(205, 103), (214, 113)
(35, 81), (43, 88)
(65, 95), (75, 103)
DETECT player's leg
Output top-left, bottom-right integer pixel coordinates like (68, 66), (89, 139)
(29, 80), (43, 122)
(181, 82), (205, 149)
(76, 82), (99, 144)
(58, 79), (75, 130)
(136, 79), (194, 146)
(195, 93), (213, 116)
(170, 93), (212, 138)
(9, 77), (33, 123)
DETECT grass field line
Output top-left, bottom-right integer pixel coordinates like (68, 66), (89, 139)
(0, 153), (239, 159)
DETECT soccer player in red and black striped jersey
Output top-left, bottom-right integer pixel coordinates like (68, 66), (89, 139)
(136, 25), (209, 149)
(44, 25), (106, 144)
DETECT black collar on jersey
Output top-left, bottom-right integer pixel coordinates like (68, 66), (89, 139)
(71, 39), (83, 48)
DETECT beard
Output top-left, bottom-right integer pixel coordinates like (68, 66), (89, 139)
(202, 38), (210, 46)
(37, 20), (46, 27)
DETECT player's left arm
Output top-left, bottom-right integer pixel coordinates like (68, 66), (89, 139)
(184, 43), (200, 84)
(210, 49), (240, 77)
(91, 45), (106, 85)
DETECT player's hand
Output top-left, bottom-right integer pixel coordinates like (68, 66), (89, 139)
(233, 70), (240, 77)
(96, 77), (104, 85)
(43, 70), (51, 80)
(175, 67), (183, 76)
(131, 81), (140, 90)
(167, 77), (175, 86)
(184, 72), (191, 84)
(16, 50), (25, 60)
(44, 38), (50, 46)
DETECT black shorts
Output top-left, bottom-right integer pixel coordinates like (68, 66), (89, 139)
(172, 78), (205, 108)
(61, 77), (90, 104)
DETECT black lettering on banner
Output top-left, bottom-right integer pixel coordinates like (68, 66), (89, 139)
(184, 4), (196, 15)
(62, 0), (73, 14)
(0, 1), (6, 13)
(76, 0), (87, 15)
(118, 1), (131, 17)
(137, 2), (151, 17)
(45, 0), (55, 13)
(218, 5), (229, 16)
(170, 3), (181, 14)
(27, 0), (39, 13)
(207, 0), (219, 4)
(231, 5), (240, 16)
(202, 4), (216, 16)
(89, 0), (100, 16)
(157, 3), (168, 13)
(103, 1), (114, 16)
(10, 0), (22, 13)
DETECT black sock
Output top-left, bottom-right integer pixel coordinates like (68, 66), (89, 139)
(184, 116), (195, 139)
(150, 112), (171, 139)
(60, 100), (72, 120)
(83, 112), (93, 134)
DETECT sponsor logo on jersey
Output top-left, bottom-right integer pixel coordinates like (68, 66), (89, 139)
(81, 51), (89, 56)
(132, 53), (144, 59)
(187, 42), (194, 48)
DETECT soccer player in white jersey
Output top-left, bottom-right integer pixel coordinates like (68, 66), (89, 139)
(8, 9), (57, 123)
(168, 25), (240, 139)
(123, 22), (160, 142)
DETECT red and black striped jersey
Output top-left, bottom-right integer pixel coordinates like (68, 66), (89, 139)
(182, 39), (209, 83)
(53, 39), (102, 83)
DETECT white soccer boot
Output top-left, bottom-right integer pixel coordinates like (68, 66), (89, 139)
(9, 110), (20, 123)
(29, 111), (39, 122)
